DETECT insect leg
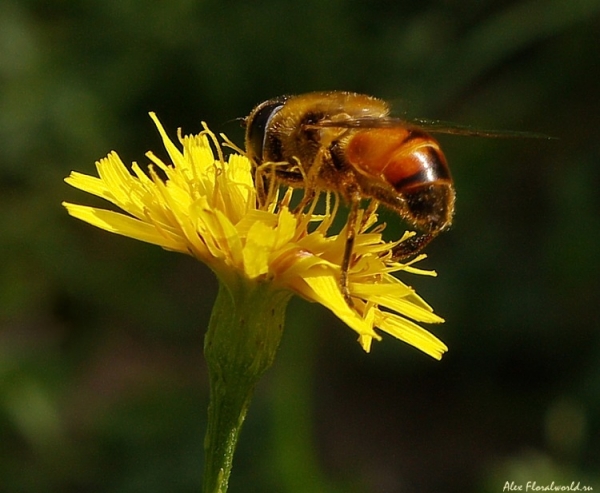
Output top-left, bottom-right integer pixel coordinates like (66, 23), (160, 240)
(254, 161), (280, 209)
(255, 161), (305, 209)
(291, 150), (322, 214)
(254, 164), (269, 209)
(340, 195), (360, 307)
(391, 231), (438, 260)
(358, 199), (379, 232)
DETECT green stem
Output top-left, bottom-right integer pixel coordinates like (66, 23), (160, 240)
(202, 279), (291, 493)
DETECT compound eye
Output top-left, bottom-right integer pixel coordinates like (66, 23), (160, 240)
(245, 96), (287, 163)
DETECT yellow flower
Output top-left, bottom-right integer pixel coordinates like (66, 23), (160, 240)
(63, 113), (447, 359)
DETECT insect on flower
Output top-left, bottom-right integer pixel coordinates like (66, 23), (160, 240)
(63, 112), (455, 358)
(244, 91), (550, 304)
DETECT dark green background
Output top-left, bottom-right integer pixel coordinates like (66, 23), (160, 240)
(1, 0), (599, 491)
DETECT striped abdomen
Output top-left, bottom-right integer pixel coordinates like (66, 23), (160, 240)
(345, 127), (455, 233)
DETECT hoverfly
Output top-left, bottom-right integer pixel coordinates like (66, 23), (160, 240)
(244, 91), (550, 304)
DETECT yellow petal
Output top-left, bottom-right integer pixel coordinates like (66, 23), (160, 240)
(350, 280), (414, 299)
(62, 203), (186, 252)
(243, 220), (276, 279)
(384, 297), (443, 324)
(64, 172), (110, 199)
(149, 112), (188, 171)
(272, 207), (298, 250)
(377, 312), (448, 360)
(301, 274), (379, 340)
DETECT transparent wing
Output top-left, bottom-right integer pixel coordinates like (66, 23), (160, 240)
(305, 117), (555, 140)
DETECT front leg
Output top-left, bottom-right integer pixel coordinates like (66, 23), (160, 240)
(291, 148), (327, 214)
(254, 161), (304, 209)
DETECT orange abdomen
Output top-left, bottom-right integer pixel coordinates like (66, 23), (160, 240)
(345, 128), (452, 191)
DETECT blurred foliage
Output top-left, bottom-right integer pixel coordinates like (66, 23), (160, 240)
(1, 0), (600, 491)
